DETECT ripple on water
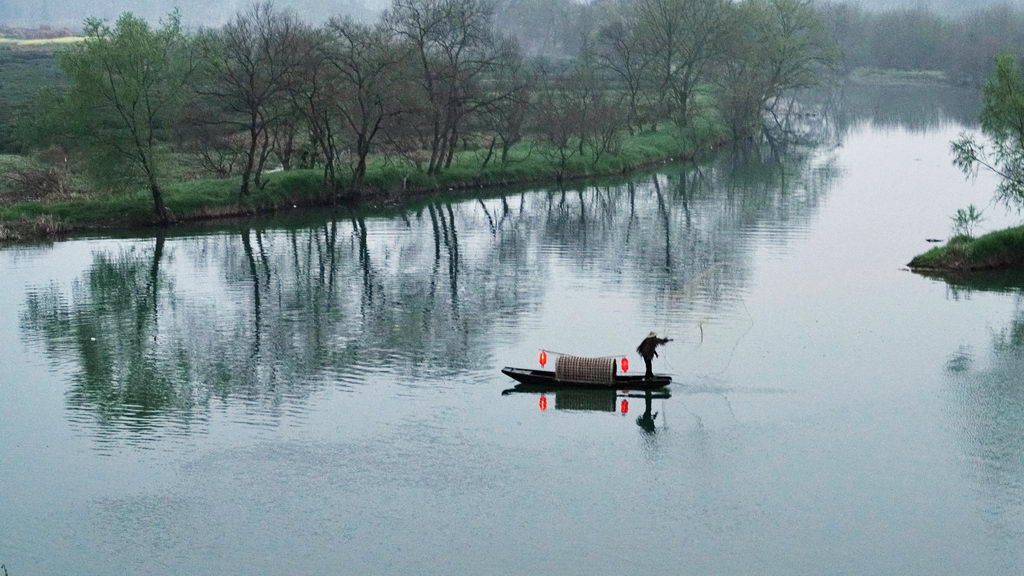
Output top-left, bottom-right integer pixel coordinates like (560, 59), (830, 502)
(7, 99), (1024, 573)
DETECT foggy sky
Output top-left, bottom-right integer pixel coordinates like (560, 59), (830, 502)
(0, 0), (386, 28)
(852, 0), (1024, 15)
(1, 0), (1023, 29)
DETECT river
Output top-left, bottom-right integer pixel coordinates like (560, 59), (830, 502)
(2, 82), (1023, 575)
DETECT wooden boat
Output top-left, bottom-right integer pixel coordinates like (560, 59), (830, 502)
(501, 380), (672, 398)
(501, 367), (671, 391)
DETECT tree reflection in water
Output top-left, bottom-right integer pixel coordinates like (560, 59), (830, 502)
(806, 81), (979, 143)
(934, 271), (1024, 544)
(20, 145), (837, 443)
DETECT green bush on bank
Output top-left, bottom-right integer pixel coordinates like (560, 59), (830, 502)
(909, 226), (1024, 271)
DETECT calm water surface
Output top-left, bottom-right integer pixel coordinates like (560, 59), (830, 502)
(3, 84), (1024, 575)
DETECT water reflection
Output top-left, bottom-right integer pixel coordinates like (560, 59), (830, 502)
(919, 269), (1024, 300)
(19, 235), (189, 438)
(501, 386), (670, 434)
(12, 82), (1024, 574)
(19, 147), (837, 443)
(934, 273), (1024, 543)
(804, 82), (979, 145)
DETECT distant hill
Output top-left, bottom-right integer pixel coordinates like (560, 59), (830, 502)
(0, 0), (385, 28)
(848, 0), (1024, 15)
(0, 25), (75, 39)
(2, 0), (1023, 30)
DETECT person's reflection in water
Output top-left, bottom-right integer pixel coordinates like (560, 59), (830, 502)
(636, 392), (658, 434)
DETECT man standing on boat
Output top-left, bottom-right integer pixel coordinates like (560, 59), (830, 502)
(637, 332), (672, 379)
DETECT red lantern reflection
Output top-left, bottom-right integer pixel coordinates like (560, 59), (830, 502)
(621, 357), (629, 372)
(539, 351), (548, 367)
(539, 395), (548, 411)
(620, 399), (629, 414)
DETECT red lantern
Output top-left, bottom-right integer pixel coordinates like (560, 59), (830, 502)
(539, 395), (548, 411)
(620, 399), (629, 414)
(539, 351), (548, 367)
(621, 357), (629, 372)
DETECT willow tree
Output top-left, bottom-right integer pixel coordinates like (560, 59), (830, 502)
(953, 53), (1024, 208)
(715, 0), (834, 144)
(57, 11), (194, 223)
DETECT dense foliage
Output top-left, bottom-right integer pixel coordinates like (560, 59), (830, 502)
(952, 53), (1024, 209)
(822, 2), (1024, 85)
(6, 0), (832, 220)
(907, 52), (1024, 271)
(46, 12), (195, 221)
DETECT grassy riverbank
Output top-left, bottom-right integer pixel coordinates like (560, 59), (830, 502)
(845, 67), (951, 86)
(0, 116), (728, 242)
(909, 226), (1024, 271)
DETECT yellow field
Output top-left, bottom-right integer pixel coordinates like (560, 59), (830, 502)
(0, 36), (84, 46)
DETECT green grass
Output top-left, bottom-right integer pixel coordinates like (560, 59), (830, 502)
(0, 111), (729, 240)
(0, 49), (729, 240)
(909, 226), (1024, 271)
(0, 45), (65, 153)
(0, 170), (322, 226)
(847, 67), (950, 86)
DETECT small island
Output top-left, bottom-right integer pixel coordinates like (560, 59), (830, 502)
(910, 53), (1024, 273)
(909, 227), (1024, 271)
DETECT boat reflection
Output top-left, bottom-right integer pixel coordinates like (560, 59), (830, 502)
(501, 386), (671, 433)
(19, 134), (834, 443)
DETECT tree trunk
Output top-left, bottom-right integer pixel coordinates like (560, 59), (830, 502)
(279, 130), (295, 170)
(481, 137), (496, 168)
(443, 124), (458, 169)
(148, 171), (172, 224)
(240, 123), (259, 199)
(254, 131), (272, 190)
(428, 112), (444, 175)
(679, 92), (690, 127)
(500, 141), (512, 166)
(353, 148), (368, 189)
(432, 128), (448, 175)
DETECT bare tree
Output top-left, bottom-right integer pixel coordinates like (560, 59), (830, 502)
(583, 91), (625, 166)
(384, 0), (503, 174)
(567, 61), (625, 167)
(636, 0), (730, 126)
(532, 65), (584, 180)
(177, 108), (247, 176)
(268, 112), (302, 170)
(326, 17), (410, 188)
(286, 25), (342, 188)
(474, 39), (534, 168)
(196, 2), (310, 199)
(593, 16), (652, 133)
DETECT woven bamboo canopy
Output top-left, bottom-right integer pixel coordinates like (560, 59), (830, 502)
(554, 355), (617, 385)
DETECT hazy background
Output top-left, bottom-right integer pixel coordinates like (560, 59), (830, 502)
(0, 0), (384, 27)
(2, 0), (1023, 28)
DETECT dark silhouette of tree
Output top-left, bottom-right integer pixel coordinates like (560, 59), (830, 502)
(196, 2), (310, 198)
